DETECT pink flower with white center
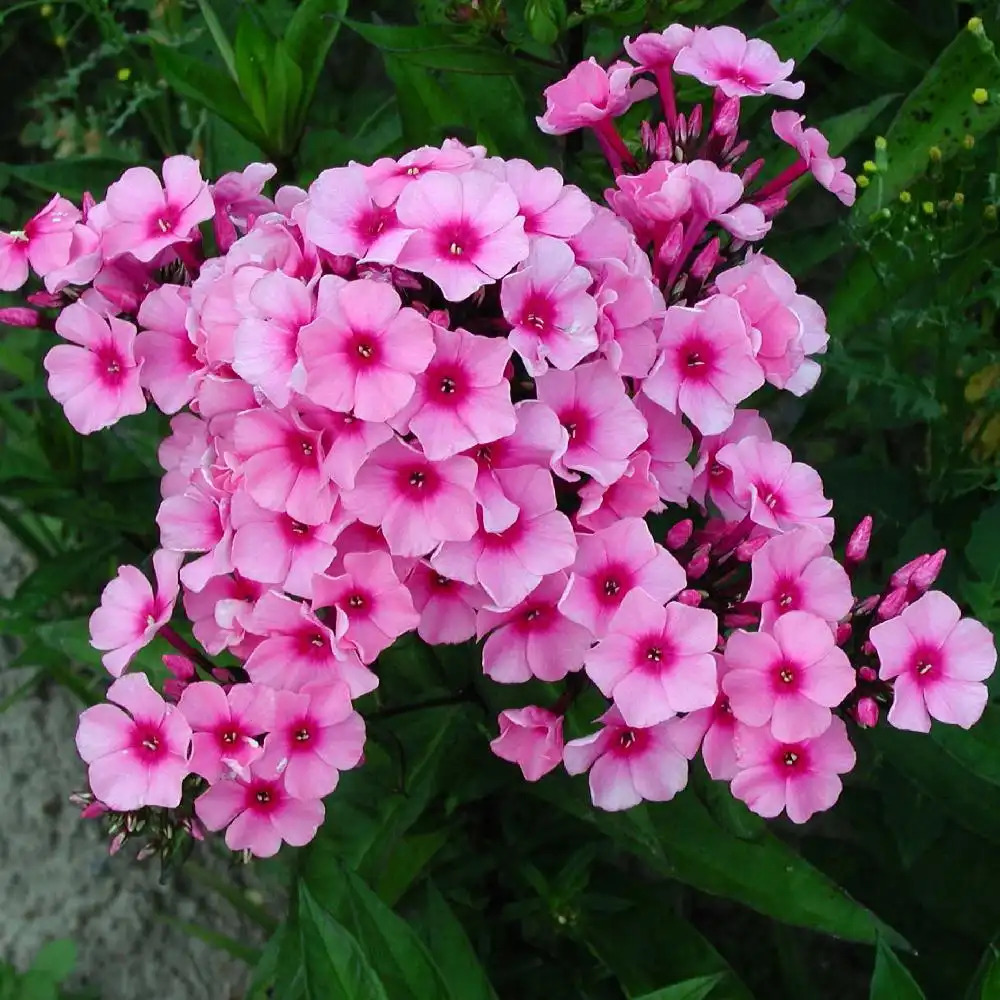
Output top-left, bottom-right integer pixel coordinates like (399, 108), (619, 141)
(559, 517), (687, 637)
(624, 26), (695, 73)
(690, 408), (772, 512)
(669, 655), (741, 780)
(89, 549), (183, 677)
(44, 300), (146, 435)
(870, 591), (997, 733)
(491, 707), (564, 782)
(230, 490), (341, 599)
(392, 325), (516, 460)
(592, 257), (663, 378)
(210, 162), (276, 251)
(76, 673), (192, 811)
(157, 483), (233, 593)
(772, 111), (856, 207)
(102, 155), (215, 262)
(305, 164), (410, 264)
(135, 284), (203, 413)
(606, 161), (693, 243)
(576, 452), (663, 532)
(313, 551), (420, 663)
(477, 572), (593, 683)
(232, 271), (313, 407)
(177, 681), (275, 782)
(500, 237), (598, 376)
(467, 400), (568, 533)
(194, 758), (324, 857)
(730, 717), (855, 824)
(408, 562), (484, 644)
(634, 395), (694, 504)
(563, 706), (690, 812)
(298, 276), (435, 423)
(395, 170), (529, 302)
(500, 160), (593, 238)
(433, 466), (577, 610)
(322, 411), (394, 491)
(745, 528), (853, 629)
(643, 295), (764, 436)
(723, 611), (855, 741)
(673, 26), (804, 99)
(342, 438), (478, 558)
(536, 59), (656, 135)
(183, 572), (264, 655)
(366, 143), (479, 204)
(584, 588), (718, 727)
(243, 591), (377, 697)
(259, 683), (365, 799)
(0, 193), (80, 290)
(232, 406), (335, 526)
(716, 437), (833, 541)
(535, 360), (648, 486)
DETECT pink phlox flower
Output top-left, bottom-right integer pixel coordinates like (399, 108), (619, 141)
(491, 707), (565, 782)
(341, 438), (478, 557)
(432, 465), (577, 610)
(312, 550), (420, 662)
(772, 111), (856, 206)
(668, 654), (741, 780)
(211, 162), (277, 251)
(178, 680), (275, 782)
(745, 527), (853, 629)
(305, 164), (411, 264)
(243, 591), (377, 696)
(76, 673), (192, 811)
(42, 219), (103, 294)
(606, 161), (693, 244)
(500, 236), (598, 376)
(392, 324), (516, 460)
(183, 572), (265, 655)
(467, 400), (568, 533)
(230, 489), (342, 599)
(366, 143), (479, 204)
(103, 155), (215, 262)
(321, 410), (395, 491)
(870, 591), (997, 732)
(690, 409), (772, 512)
(715, 436), (833, 541)
(723, 610), (855, 741)
(156, 477), (234, 592)
(407, 561), (485, 645)
(624, 26), (695, 72)
(536, 58), (657, 135)
(232, 405), (337, 525)
(563, 705), (690, 811)
(729, 717), (855, 824)
(634, 394), (694, 504)
(642, 295), (763, 435)
(259, 683), (365, 799)
(673, 26), (805, 99)
(135, 284), (204, 413)
(0, 193), (80, 290)
(569, 205), (635, 267)
(395, 169), (529, 302)
(584, 588), (718, 727)
(89, 549), (183, 677)
(558, 517), (686, 637)
(194, 757), (325, 857)
(499, 159), (594, 238)
(684, 160), (770, 241)
(159, 413), (212, 498)
(477, 571), (593, 682)
(44, 300), (146, 434)
(576, 451), (664, 531)
(232, 270), (314, 407)
(91, 252), (160, 315)
(536, 360), (647, 486)
(298, 275), (435, 422)
(592, 257), (663, 377)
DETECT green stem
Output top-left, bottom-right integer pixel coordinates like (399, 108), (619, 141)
(184, 861), (278, 934)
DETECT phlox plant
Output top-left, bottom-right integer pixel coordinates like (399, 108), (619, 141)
(1, 20), (996, 864)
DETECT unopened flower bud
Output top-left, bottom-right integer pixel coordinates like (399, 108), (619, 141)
(910, 548), (946, 591)
(686, 543), (711, 580)
(845, 515), (873, 565)
(891, 553), (928, 588)
(711, 95), (741, 138)
(853, 697), (879, 728)
(656, 223), (685, 268)
(929, 146), (943, 162)
(874, 135), (888, 151)
(80, 802), (107, 819)
(741, 157), (765, 187)
(666, 519), (694, 550)
(676, 588), (703, 607)
(863, 160), (878, 174)
(163, 653), (195, 679)
(858, 665), (877, 682)
(690, 237), (721, 281)
(723, 612), (759, 628)
(27, 290), (63, 308)
(964, 134), (976, 150)
(0, 307), (42, 328)
(688, 103), (703, 139)
(861, 640), (875, 657)
(108, 831), (127, 857)
(835, 622), (852, 645)
(899, 190), (912, 204)
(735, 534), (768, 562)
(922, 201), (935, 215)
(855, 594), (880, 616)
(969, 16), (985, 35)
(135, 842), (158, 862)
(856, 175), (870, 189)
(973, 88), (990, 106)
(877, 587), (909, 620)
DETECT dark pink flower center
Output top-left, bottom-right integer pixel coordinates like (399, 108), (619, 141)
(637, 633), (674, 671)
(217, 726), (241, 748)
(773, 660), (800, 691)
(357, 206), (393, 240)
(432, 573), (454, 590)
(97, 344), (128, 385)
(775, 743), (808, 770)
(775, 578), (798, 611)
(290, 716), (315, 748)
(680, 336), (716, 380)
(426, 362), (468, 405)
(594, 562), (632, 605)
(247, 778), (281, 813)
(437, 220), (481, 260)
(520, 292), (555, 334)
(347, 590), (370, 612)
(613, 727), (647, 756)
(287, 432), (318, 466)
(398, 463), (440, 498)
(911, 644), (939, 681)
(349, 331), (379, 365)
(518, 602), (550, 630)
(754, 481), (783, 513)
(132, 723), (167, 761)
(150, 204), (181, 237)
(559, 406), (592, 446)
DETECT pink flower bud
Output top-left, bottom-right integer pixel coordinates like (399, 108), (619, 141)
(108, 831), (127, 856)
(688, 103), (703, 139)
(741, 157), (765, 186)
(711, 95), (741, 137)
(80, 802), (108, 820)
(845, 515), (873, 565)
(82, 191), (96, 217)
(835, 622), (852, 645)
(690, 236), (721, 280)
(735, 534), (768, 562)
(877, 587), (909, 620)
(686, 543), (712, 580)
(890, 554), (928, 589)
(135, 843), (158, 862)
(163, 654), (195, 680)
(490, 707), (564, 782)
(677, 588), (703, 607)
(853, 697), (879, 728)
(666, 519), (694, 550)
(858, 666), (877, 682)
(910, 548), (946, 592)
(861, 640), (875, 657)
(27, 290), (64, 308)
(723, 611), (760, 628)
(656, 223), (685, 268)
(757, 192), (788, 218)
(0, 307), (42, 328)
(855, 594), (880, 616)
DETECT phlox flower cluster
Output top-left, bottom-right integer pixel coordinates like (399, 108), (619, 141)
(3, 21), (996, 859)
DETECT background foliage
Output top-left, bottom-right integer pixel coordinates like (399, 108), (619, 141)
(2, 0), (1000, 997)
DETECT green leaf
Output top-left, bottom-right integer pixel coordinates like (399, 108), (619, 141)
(234, 9), (274, 131)
(1, 158), (133, 201)
(870, 938), (925, 999)
(855, 25), (1000, 213)
(27, 939), (76, 983)
(977, 944), (1000, 999)
(821, 94), (901, 157)
(758, 2), (845, 65)
(265, 42), (305, 156)
(967, 501), (1000, 588)
(286, 0), (350, 121)
(635, 975), (724, 1000)
(932, 705), (1000, 787)
(195, 0), (237, 80)
(298, 884), (388, 1000)
(420, 884), (499, 1000)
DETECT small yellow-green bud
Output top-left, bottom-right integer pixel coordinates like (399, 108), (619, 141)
(899, 191), (912, 204)
(968, 16), (985, 35)
(117, 67), (131, 82)
(929, 146), (943, 162)
(863, 160), (878, 174)
(856, 174), (870, 189)
(40, 2), (53, 15)
(986, 204), (998, 222)
(53, 33), (66, 48)
(964, 133), (976, 150)
(973, 88), (990, 105)
(874, 136), (888, 151)
(954, 191), (966, 207)
(922, 201), (935, 215)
